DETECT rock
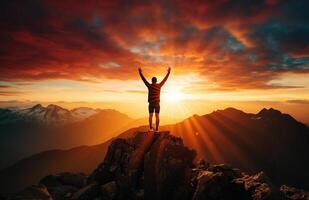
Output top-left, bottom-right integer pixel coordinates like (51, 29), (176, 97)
(192, 170), (249, 200)
(144, 132), (196, 200)
(8, 131), (309, 200)
(40, 173), (87, 188)
(39, 173), (86, 200)
(43, 185), (76, 200)
(135, 189), (144, 200)
(100, 181), (117, 200)
(39, 175), (62, 188)
(234, 172), (284, 200)
(197, 159), (210, 170)
(88, 137), (134, 184)
(207, 164), (243, 179)
(280, 185), (309, 200)
(193, 166), (286, 200)
(89, 132), (157, 197)
(9, 184), (53, 200)
(71, 183), (99, 200)
(90, 131), (196, 199)
(56, 173), (86, 188)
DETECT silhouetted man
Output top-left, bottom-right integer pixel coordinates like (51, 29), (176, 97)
(138, 67), (171, 132)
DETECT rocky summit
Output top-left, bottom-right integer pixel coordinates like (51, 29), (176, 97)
(6, 131), (309, 200)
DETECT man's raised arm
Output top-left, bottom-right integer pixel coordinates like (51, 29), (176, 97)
(138, 67), (150, 87)
(159, 67), (171, 86)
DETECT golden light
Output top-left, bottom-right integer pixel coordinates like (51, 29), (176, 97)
(165, 87), (185, 102)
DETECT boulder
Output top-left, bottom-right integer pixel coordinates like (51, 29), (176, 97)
(193, 169), (249, 200)
(144, 132), (196, 200)
(39, 173), (86, 200)
(9, 184), (53, 200)
(207, 164), (243, 179)
(40, 172), (86, 188)
(42, 185), (76, 200)
(71, 183), (99, 200)
(280, 185), (309, 200)
(100, 181), (117, 200)
(234, 172), (284, 200)
(89, 132), (157, 197)
(193, 165), (286, 200)
(88, 138), (133, 184)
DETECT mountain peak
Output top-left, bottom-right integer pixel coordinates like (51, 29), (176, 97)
(10, 131), (309, 200)
(30, 104), (44, 111)
(212, 107), (246, 117)
(46, 104), (63, 110)
(222, 107), (244, 113)
(258, 108), (282, 118)
(30, 104), (45, 112)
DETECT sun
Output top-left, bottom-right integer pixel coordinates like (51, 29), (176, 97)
(165, 87), (184, 102)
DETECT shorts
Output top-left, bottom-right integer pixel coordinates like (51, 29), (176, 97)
(148, 102), (160, 113)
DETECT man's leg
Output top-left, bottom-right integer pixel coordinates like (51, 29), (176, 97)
(155, 103), (160, 131)
(155, 113), (159, 131)
(149, 113), (153, 130)
(148, 103), (154, 130)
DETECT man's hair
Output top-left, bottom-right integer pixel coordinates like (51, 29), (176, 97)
(152, 77), (157, 83)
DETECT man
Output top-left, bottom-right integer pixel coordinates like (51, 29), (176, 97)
(138, 67), (171, 132)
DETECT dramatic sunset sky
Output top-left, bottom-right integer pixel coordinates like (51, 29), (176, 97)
(0, 0), (308, 123)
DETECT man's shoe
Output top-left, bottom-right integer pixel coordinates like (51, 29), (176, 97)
(154, 129), (159, 133)
(149, 128), (154, 132)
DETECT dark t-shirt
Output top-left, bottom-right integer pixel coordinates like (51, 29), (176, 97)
(147, 84), (162, 103)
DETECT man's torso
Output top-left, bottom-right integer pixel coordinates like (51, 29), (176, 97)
(147, 84), (161, 103)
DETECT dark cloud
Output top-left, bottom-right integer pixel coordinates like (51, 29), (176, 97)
(250, 22), (309, 57)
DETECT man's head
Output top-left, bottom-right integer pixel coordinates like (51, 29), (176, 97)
(152, 77), (157, 83)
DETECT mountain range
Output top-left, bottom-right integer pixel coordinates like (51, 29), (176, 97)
(0, 104), (99, 125)
(0, 104), (181, 169)
(0, 104), (133, 169)
(0, 107), (308, 194)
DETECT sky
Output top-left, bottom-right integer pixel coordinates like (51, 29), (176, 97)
(0, 0), (308, 123)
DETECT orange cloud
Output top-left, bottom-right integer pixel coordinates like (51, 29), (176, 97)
(0, 0), (308, 91)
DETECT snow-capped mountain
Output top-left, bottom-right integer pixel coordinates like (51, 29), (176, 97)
(0, 104), (99, 125)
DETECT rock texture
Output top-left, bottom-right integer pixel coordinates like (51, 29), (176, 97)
(280, 185), (309, 200)
(6, 131), (309, 200)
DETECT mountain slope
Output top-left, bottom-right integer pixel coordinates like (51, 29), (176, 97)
(166, 107), (309, 189)
(0, 131), (136, 194)
(1, 107), (308, 193)
(0, 105), (133, 169)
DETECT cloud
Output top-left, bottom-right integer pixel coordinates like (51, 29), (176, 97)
(0, 0), (308, 90)
(0, 91), (25, 96)
(286, 99), (309, 104)
(0, 85), (12, 89)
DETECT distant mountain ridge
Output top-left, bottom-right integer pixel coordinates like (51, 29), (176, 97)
(0, 104), (100, 125)
(1, 107), (308, 193)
